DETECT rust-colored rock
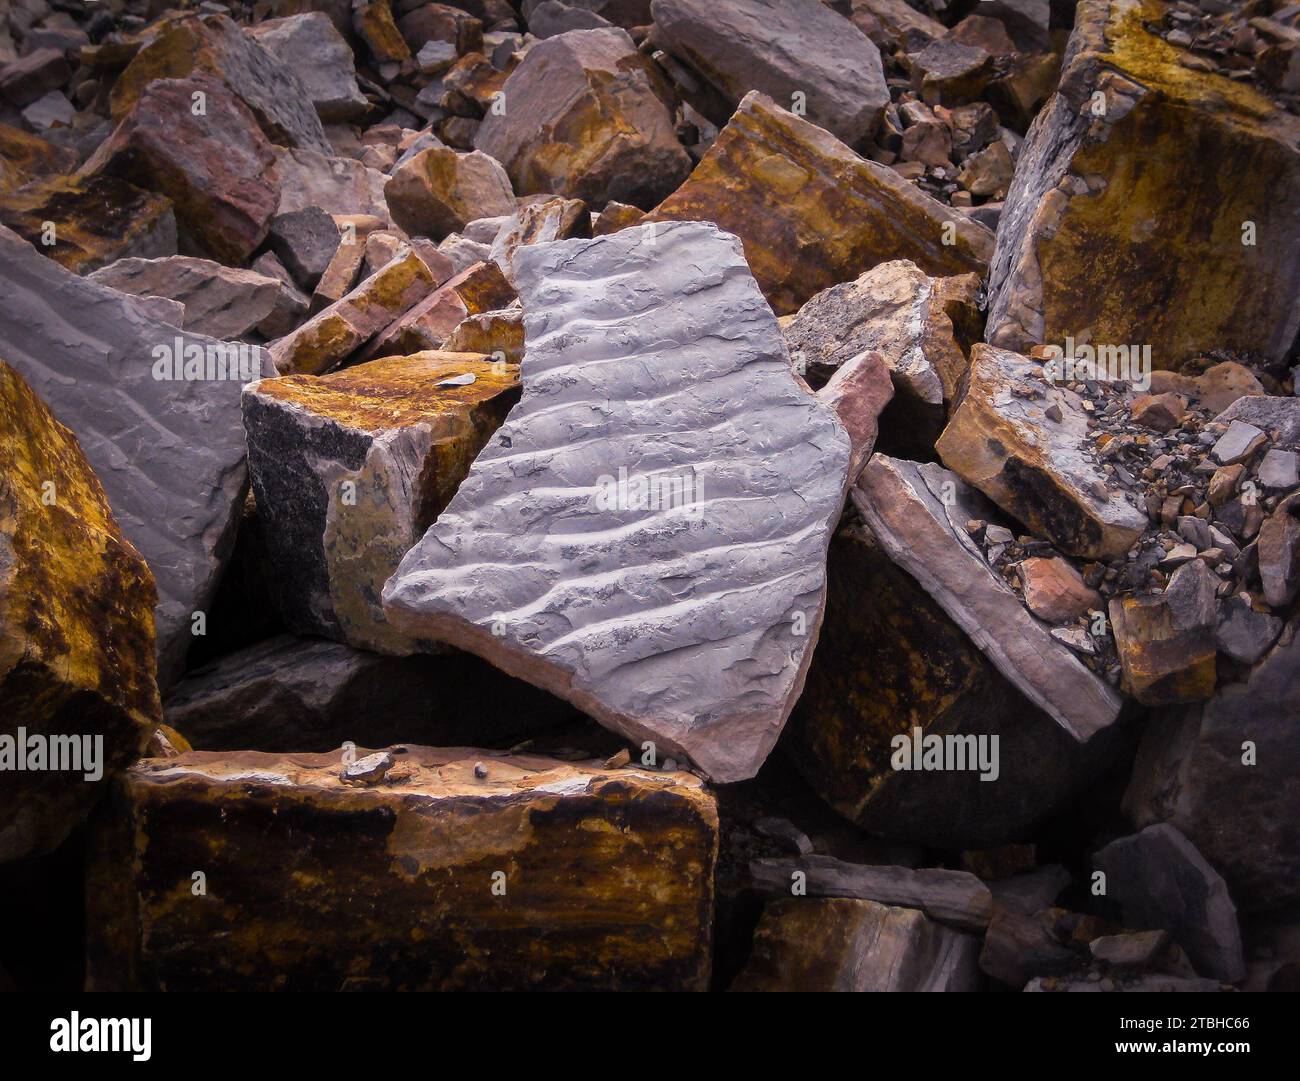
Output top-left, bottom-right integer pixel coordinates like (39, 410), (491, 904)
(86, 746), (717, 990)
(384, 147), (516, 241)
(365, 259), (515, 359)
(0, 122), (75, 194)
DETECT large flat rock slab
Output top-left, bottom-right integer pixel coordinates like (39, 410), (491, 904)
(86, 746), (718, 990)
(384, 221), (852, 782)
(0, 226), (272, 689)
(1, 362), (160, 862)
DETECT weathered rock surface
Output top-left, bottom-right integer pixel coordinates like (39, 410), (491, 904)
(816, 352), (894, 482)
(385, 147), (515, 240)
(87, 257), (281, 342)
(244, 351), (520, 653)
(0, 226), (271, 689)
(109, 13), (333, 155)
(247, 12), (368, 122)
(269, 147), (391, 221)
(649, 93), (994, 315)
(490, 195), (589, 285)
(475, 28), (691, 208)
(366, 260), (514, 358)
(87, 747), (718, 990)
(650, 0), (890, 146)
(0, 361), (160, 863)
(1093, 824), (1245, 983)
(268, 206), (341, 292)
(0, 122), (75, 194)
(82, 76), (280, 265)
(936, 344), (1147, 560)
(384, 222), (852, 783)
(1124, 618), (1300, 913)
(750, 856), (994, 932)
(165, 634), (580, 752)
(732, 897), (981, 991)
(986, 0), (1300, 368)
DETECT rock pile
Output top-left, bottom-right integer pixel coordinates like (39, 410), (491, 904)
(0, 0), (1296, 994)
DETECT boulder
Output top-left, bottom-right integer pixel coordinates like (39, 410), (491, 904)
(244, 351), (520, 653)
(1016, 556), (1100, 624)
(1216, 396), (1300, 445)
(0, 361), (160, 863)
(82, 76), (280, 266)
(731, 897), (981, 991)
(87, 257), (281, 342)
(365, 259), (515, 359)
(269, 147), (391, 221)
(384, 222), (852, 783)
(384, 147), (516, 240)
(268, 206), (341, 292)
(441, 307), (526, 365)
(247, 12), (368, 122)
(1093, 824), (1245, 983)
(986, 0), (1300, 369)
(109, 13), (332, 155)
(474, 28), (691, 208)
(650, 0), (889, 146)
(87, 746), (718, 990)
(648, 93), (994, 316)
(0, 48), (69, 108)
(0, 226), (272, 690)
(935, 343), (1147, 560)
(489, 195), (589, 285)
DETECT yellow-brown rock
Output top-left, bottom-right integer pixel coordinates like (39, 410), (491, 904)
(936, 343), (1147, 560)
(271, 247), (444, 374)
(0, 174), (176, 274)
(243, 351), (520, 653)
(86, 746), (718, 990)
(0, 122), (75, 194)
(648, 92), (994, 316)
(441, 306), (525, 365)
(0, 360), (160, 862)
(987, 0), (1300, 368)
(353, 0), (412, 64)
(365, 259), (516, 359)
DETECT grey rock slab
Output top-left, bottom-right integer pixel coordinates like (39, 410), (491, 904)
(853, 454), (1123, 741)
(1216, 395), (1300, 443)
(383, 221), (852, 783)
(247, 12), (369, 123)
(1093, 823), (1245, 983)
(1212, 420), (1267, 465)
(1259, 449), (1300, 490)
(1214, 593), (1283, 666)
(749, 855), (994, 932)
(268, 206), (341, 291)
(530, 1), (614, 36)
(0, 226), (272, 690)
(650, 0), (889, 146)
(87, 256), (281, 342)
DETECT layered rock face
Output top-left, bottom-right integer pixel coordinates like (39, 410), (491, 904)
(384, 222), (851, 783)
(86, 747), (718, 991)
(1, 361), (160, 862)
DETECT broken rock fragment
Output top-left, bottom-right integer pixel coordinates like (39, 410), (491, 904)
(87, 747), (718, 990)
(0, 361), (160, 863)
(247, 12), (368, 123)
(245, 350), (519, 653)
(384, 146), (516, 240)
(384, 222), (852, 783)
(649, 93), (993, 315)
(365, 259), (516, 359)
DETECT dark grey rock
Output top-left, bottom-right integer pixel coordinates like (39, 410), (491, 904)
(268, 207), (341, 291)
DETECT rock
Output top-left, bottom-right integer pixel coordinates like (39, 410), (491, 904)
(989, 864), (1072, 914)
(1110, 559), (1218, 707)
(384, 147), (515, 241)
(649, 93), (994, 316)
(1093, 824), (1245, 983)
(1215, 593), (1283, 666)
(1193, 362), (1265, 414)
(269, 147), (391, 221)
(650, 0), (889, 146)
(21, 90), (74, 133)
(949, 14), (1018, 56)
(0, 174), (177, 274)
(1216, 396), (1300, 444)
(0, 122), (75, 194)
(1211, 420), (1267, 466)
(270, 246), (442, 374)
(0, 48), (69, 108)
(732, 897), (981, 991)
(1017, 556), (1101, 623)
(956, 139), (1014, 198)
(475, 28), (690, 208)
(164, 634), (580, 752)
(417, 39), (458, 75)
(817, 352), (894, 482)
(1130, 391), (1185, 432)
(437, 233), (493, 273)
(383, 222), (852, 783)
(978, 0), (1051, 51)
(910, 38), (994, 106)
(986, 0), (1300, 369)
(82, 76), (280, 266)
(1259, 449), (1300, 491)
(978, 905), (1079, 987)
(0, 361), (160, 863)
(442, 307), (526, 365)
(312, 226), (377, 312)
(251, 251), (312, 338)
(1090, 929), (1170, 968)
(1257, 500), (1300, 608)
(365, 259), (513, 358)
(749, 856), (993, 932)
(244, 351), (519, 653)
(530, 1), (613, 36)
(593, 200), (646, 235)
(109, 14), (332, 156)
(247, 12), (368, 122)
(87, 746), (718, 990)
(0, 226), (271, 690)
(936, 344), (1147, 560)
(782, 259), (981, 455)
(1125, 618), (1300, 912)
(489, 195), (589, 285)
(900, 115), (952, 168)
(268, 206), (341, 292)
(86, 257), (281, 342)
